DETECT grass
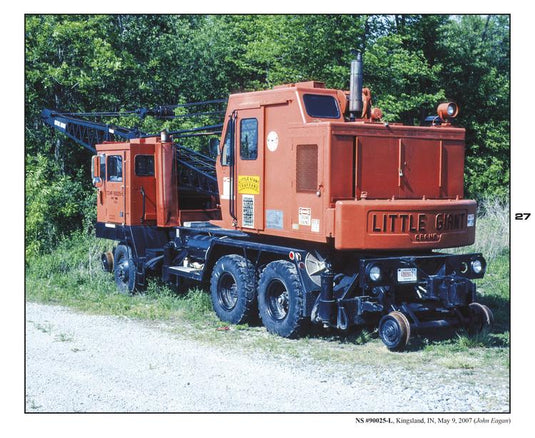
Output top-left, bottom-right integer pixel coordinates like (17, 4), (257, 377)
(25, 199), (510, 374)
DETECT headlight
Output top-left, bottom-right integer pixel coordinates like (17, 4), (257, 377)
(471, 259), (484, 274)
(369, 265), (382, 282)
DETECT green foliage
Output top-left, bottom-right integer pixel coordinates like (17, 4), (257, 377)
(25, 154), (94, 259)
(365, 32), (446, 123)
(25, 14), (510, 256)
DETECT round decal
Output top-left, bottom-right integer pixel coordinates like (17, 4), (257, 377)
(267, 131), (279, 152)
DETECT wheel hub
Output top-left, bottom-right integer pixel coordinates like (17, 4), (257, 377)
(118, 260), (129, 282)
(267, 281), (288, 320)
(218, 273), (238, 311)
(381, 319), (401, 344)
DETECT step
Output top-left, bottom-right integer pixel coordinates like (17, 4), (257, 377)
(167, 265), (203, 280)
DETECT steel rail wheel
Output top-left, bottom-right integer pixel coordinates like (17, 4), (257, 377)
(258, 260), (306, 338)
(379, 311), (411, 351)
(101, 250), (114, 273)
(210, 255), (257, 325)
(468, 302), (494, 335)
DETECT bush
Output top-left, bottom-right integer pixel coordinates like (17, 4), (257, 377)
(25, 154), (94, 260)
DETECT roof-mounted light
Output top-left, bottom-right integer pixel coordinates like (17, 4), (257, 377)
(437, 102), (459, 122)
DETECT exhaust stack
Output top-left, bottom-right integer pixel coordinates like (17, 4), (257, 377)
(349, 52), (363, 121)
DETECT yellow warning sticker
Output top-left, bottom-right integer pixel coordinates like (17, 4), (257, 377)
(238, 175), (260, 195)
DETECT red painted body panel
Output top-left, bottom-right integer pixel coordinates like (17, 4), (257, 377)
(96, 139), (159, 226)
(95, 137), (213, 228)
(214, 82), (473, 250)
(93, 81), (475, 252)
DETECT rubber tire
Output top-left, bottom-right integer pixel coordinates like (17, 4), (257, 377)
(468, 303), (494, 335)
(113, 244), (137, 294)
(378, 311), (411, 352)
(210, 255), (257, 325)
(258, 260), (306, 339)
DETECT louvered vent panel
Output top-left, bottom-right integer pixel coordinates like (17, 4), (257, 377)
(296, 144), (318, 192)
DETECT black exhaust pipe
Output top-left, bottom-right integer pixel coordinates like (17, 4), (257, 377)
(349, 52), (363, 121)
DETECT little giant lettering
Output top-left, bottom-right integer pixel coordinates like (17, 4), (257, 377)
(370, 212), (466, 234)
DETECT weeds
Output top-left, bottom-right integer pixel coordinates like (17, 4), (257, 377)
(451, 197), (509, 262)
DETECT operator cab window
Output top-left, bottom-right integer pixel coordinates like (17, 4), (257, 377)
(107, 155), (123, 182)
(303, 94), (340, 119)
(240, 118), (258, 160)
(221, 120), (232, 166)
(135, 155), (155, 176)
(98, 154), (106, 180)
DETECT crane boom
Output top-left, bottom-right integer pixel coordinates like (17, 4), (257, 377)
(41, 108), (220, 198)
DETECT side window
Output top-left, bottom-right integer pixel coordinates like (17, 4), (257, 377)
(107, 155), (123, 182)
(100, 154), (106, 181)
(221, 120), (232, 166)
(135, 155), (155, 176)
(240, 118), (258, 160)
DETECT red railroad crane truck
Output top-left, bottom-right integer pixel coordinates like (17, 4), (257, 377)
(43, 54), (493, 350)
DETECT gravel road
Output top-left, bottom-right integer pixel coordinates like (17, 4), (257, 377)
(25, 302), (509, 413)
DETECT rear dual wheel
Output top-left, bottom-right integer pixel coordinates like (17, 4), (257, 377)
(258, 260), (306, 338)
(211, 257), (306, 338)
(210, 255), (257, 324)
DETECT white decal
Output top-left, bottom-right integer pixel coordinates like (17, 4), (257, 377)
(311, 219), (320, 233)
(221, 177), (231, 200)
(242, 195), (255, 228)
(467, 214), (475, 227)
(298, 207), (311, 226)
(267, 131), (279, 152)
(54, 120), (66, 130)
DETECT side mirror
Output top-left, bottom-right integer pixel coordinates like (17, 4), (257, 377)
(91, 155), (103, 187)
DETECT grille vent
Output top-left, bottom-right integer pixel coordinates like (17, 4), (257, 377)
(296, 144), (318, 192)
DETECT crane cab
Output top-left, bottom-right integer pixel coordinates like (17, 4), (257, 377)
(212, 81), (476, 251)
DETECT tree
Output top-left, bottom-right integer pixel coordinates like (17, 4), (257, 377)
(25, 14), (510, 256)
(437, 15), (510, 199)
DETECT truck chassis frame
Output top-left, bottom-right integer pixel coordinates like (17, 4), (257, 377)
(97, 221), (490, 351)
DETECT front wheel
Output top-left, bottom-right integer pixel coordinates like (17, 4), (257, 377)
(378, 311), (411, 351)
(113, 244), (137, 294)
(258, 260), (306, 338)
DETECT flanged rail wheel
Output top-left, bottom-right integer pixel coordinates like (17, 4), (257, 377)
(210, 255), (257, 324)
(101, 251), (114, 273)
(379, 311), (411, 351)
(258, 260), (305, 338)
(113, 244), (137, 294)
(468, 302), (494, 335)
